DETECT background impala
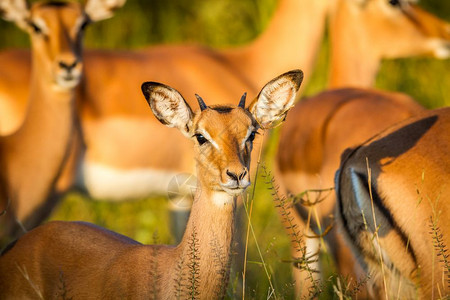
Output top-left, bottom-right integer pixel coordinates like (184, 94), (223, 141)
(0, 0), (449, 297)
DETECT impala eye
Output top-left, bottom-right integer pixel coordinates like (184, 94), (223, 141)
(80, 20), (89, 31)
(29, 22), (42, 34)
(388, 0), (401, 6)
(195, 134), (208, 145)
(247, 131), (257, 142)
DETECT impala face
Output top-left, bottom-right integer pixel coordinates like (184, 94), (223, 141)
(142, 70), (303, 198)
(354, 0), (450, 59)
(27, 2), (88, 89)
(192, 106), (257, 195)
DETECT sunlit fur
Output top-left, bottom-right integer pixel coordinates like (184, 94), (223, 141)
(336, 107), (450, 298)
(27, 2), (86, 90)
(0, 0), (124, 246)
(191, 106), (256, 197)
(0, 70), (302, 299)
(329, 0), (450, 87)
(0, 0), (448, 211)
(275, 88), (425, 297)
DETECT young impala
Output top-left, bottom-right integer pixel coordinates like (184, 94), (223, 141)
(0, 0), (125, 246)
(336, 107), (450, 298)
(275, 88), (425, 296)
(0, 70), (303, 299)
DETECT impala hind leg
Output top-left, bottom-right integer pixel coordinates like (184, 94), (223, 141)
(291, 232), (321, 296)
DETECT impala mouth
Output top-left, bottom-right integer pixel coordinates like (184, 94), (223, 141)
(429, 39), (450, 59)
(55, 74), (81, 89)
(434, 44), (450, 59)
(220, 181), (251, 196)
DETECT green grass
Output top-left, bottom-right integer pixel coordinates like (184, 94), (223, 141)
(1, 0), (449, 298)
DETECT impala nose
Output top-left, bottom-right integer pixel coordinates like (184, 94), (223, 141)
(224, 168), (250, 190)
(59, 60), (78, 73)
(226, 169), (247, 183)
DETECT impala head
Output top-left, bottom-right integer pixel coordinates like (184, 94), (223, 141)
(142, 70), (303, 196)
(0, 0), (126, 89)
(347, 0), (450, 58)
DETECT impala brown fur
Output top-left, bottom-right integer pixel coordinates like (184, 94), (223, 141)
(335, 107), (450, 298)
(0, 0), (124, 246)
(0, 0), (326, 212)
(0, 0), (448, 208)
(275, 88), (425, 296)
(0, 70), (303, 299)
(329, 0), (450, 88)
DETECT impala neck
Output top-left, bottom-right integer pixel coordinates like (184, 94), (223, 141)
(328, 0), (380, 88)
(1, 51), (76, 222)
(223, 0), (329, 90)
(176, 185), (237, 298)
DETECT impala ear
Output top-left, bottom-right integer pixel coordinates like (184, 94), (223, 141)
(0, 0), (30, 31)
(248, 70), (303, 128)
(84, 0), (126, 22)
(141, 82), (194, 137)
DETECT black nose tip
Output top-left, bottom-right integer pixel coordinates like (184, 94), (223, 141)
(59, 60), (78, 71)
(226, 170), (238, 181)
(226, 169), (247, 182)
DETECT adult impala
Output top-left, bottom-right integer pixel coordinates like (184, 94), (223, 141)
(0, 70), (303, 299)
(275, 0), (450, 294)
(0, 0), (328, 135)
(0, 0), (125, 246)
(0, 0), (449, 239)
(275, 88), (425, 295)
(0, 0), (447, 193)
(329, 0), (450, 87)
(0, 0), (327, 241)
(335, 107), (450, 298)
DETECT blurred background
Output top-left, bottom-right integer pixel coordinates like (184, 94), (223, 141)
(0, 0), (449, 298)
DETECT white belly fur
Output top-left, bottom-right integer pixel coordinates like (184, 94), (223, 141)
(78, 161), (189, 201)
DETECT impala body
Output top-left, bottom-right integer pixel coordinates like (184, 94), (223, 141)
(336, 107), (450, 298)
(0, 0), (327, 242)
(0, 70), (303, 299)
(0, 0), (447, 204)
(274, 0), (450, 294)
(275, 88), (425, 295)
(0, 0), (125, 246)
(0, 0), (447, 230)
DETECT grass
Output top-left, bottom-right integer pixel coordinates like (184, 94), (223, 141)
(0, 0), (449, 298)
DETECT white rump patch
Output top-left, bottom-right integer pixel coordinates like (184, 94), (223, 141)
(350, 168), (368, 212)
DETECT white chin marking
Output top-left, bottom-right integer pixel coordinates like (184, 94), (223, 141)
(434, 47), (450, 59)
(78, 161), (181, 201)
(54, 78), (80, 90)
(428, 39), (450, 59)
(212, 191), (235, 207)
